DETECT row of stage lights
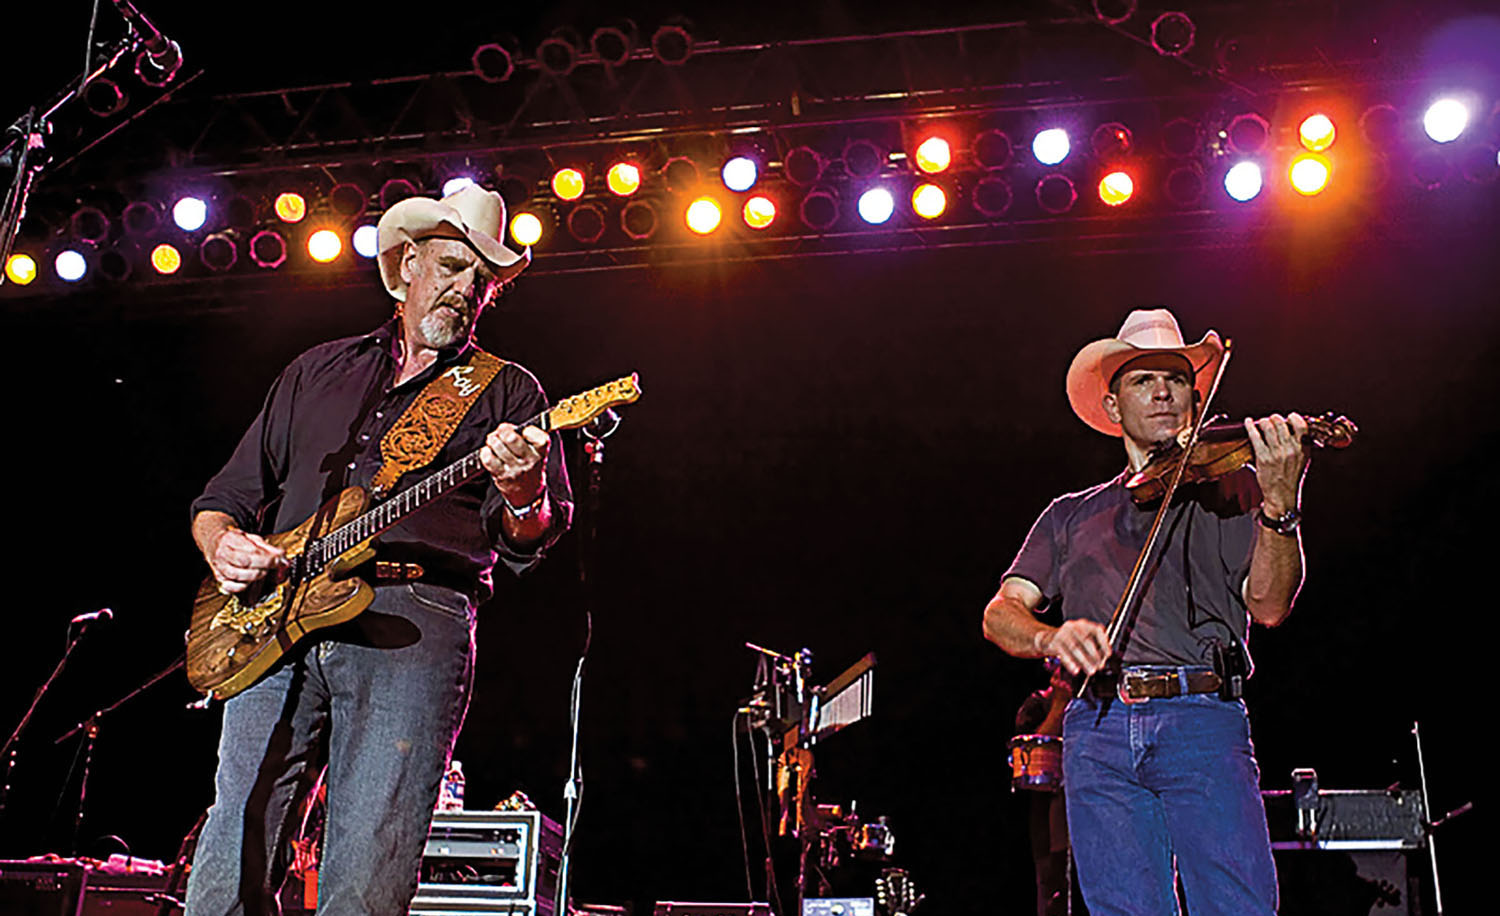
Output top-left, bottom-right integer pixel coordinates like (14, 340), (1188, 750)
(5, 95), (1497, 288)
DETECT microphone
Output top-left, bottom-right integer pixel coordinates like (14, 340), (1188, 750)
(71, 608), (114, 625)
(112, 0), (182, 85)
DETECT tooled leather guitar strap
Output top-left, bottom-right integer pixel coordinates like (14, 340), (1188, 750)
(368, 348), (506, 498)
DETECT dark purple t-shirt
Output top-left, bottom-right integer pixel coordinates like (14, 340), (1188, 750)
(1003, 468), (1261, 668)
(191, 319), (573, 604)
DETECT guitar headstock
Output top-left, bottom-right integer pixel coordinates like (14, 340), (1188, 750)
(547, 373), (642, 431)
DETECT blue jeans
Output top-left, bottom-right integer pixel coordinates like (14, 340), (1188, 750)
(185, 583), (475, 916)
(1062, 691), (1277, 916)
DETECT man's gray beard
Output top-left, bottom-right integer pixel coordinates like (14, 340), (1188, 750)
(417, 308), (471, 349)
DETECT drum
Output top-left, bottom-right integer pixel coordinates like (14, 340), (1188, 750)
(1007, 734), (1063, 792)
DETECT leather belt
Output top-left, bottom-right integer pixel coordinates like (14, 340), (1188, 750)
(370, 559), (475, 602)
(1090, 666), (1221, 701)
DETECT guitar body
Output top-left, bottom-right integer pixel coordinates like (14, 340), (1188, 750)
(186, 486), (377, 699)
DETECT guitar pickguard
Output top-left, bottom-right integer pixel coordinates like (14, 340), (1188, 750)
(210, 586), (285, 636)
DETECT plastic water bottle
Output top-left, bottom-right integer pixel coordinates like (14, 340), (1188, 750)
(437, 759), (465, 812)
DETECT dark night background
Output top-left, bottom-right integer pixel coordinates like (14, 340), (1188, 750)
(1, 2), (1494, 914)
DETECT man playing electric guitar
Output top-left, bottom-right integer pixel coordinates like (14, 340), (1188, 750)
(185, 184), (573, 915)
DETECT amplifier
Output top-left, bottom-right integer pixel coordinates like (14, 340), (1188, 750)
(1263, 789), (1426, 850)
(652, 905), (772, 916)
(410, 810), (562, 916)
(0, 861), (87, 916)
(802, 898), (874, 916)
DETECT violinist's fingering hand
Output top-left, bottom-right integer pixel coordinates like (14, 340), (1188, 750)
(1244, 412), (1309, 516)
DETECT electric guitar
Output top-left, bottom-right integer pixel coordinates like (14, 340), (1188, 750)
(185, 373), (641, 700)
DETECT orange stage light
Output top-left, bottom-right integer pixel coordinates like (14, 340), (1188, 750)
(686, 196), (722, 235)
(1298, 114), (1337, 152)
(552, 168), (586, 201)
(4, 253), (38, 285)
(911, 183), (947, 219)
(1289, 153), (1331, 196)
(1098, 171), (1135, 206)
(606, 162), (642, 196)
(274, 192), (307, 223)
(743, 196), (776, 229)
(510, 213), (544, 247)
(913, 136), (952, 174)
(150, 244), (182, 274)
(307, 229), (343, 262)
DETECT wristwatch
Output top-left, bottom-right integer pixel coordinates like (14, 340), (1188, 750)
(504, 489), (547, 520)
(1257, 506), (1301, 535)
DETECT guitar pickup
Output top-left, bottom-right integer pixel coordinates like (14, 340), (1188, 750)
(374, 561), (426, 582)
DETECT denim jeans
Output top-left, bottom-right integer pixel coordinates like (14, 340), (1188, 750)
(1062, 691), (1277, 916)
(185, 582), (476, 916)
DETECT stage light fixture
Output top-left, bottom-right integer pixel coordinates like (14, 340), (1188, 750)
(552, 168), (586, 201)
(1161, 118), (1201, 158)
(537, 30), (581, 77)
(663, 156), (701, 192)
(200, 233), (238, 271)
(122, 201), (162, 236)
(1289, 154), (1331, 196)
(1098, 171), (1135, 206)
(329, 183), (368, 221)
(843, 139), (886, 180)
(1150, 11), (1195, 57)
(799, 189), (839, 231)
(1423, 98), (1469, 143)
(857, 187), (895, 225)
(685, 196), (722, 235)
(743, 196), (776, 229)
(651, 23), (694, 66)
(606, 163), (642, 196)
(621, 200), (658, 240)
(306, 230), (342, 263)
(442, 177), (477, 197)
(510, 213), (544, 247)
(1032, 129), (1070, 166)
(149, 244), (181, 275)
(274, 192), (307, 223)
(911, 183), (947, 219)
(472, 43), (515, 83)
(173, 196), (207, 232)
(1164, 165), (1204, 207)
(1359, 104), (1400, 149)
(973, 130), (1013, 169)
(55, 249), (88, 282)
(1410, 150), (1450, 190)
(249, 230), (288, 269)
(4, 253), (38, 285)
(590, 22), (638, 68)
(972, 176), (1013, 218)
(784, 147), (824, 187)
(379, 178), (418, 210)
(82, 76), (128, 117)
(1092, 0), (1137, 25)
(98, 249), (132, 282)
(352, 225), (379, 258)
(722, 156), (758, 192)
(1224, 161), (1263, 202)
(1460, 144), (1500, 184)
(1035, 174), (1078, 214)
(1091, 123), (1133, 163)
(1225, 113), (1269, 155)
(70, 206), (111, 245)
(567, 203), (607, 243)
(224, 195), (257, 231)
(1298, 114), (1336, 152)
(913, 136), (952, 174)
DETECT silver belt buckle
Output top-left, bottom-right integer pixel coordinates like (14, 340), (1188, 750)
(1117, 669), (1151, 704)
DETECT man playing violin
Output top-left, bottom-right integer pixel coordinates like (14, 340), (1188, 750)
(982, 308), (1309, 916)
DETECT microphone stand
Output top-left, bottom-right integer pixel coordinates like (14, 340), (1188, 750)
(51, 654), (185, 852)
(0, 615), (111, 822)
(554, 409), (621, 916)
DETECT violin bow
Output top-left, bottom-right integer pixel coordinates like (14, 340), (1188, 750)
(1078, 338), (1234, 699)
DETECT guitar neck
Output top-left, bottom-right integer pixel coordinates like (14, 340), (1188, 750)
(316, 407), (551, 557)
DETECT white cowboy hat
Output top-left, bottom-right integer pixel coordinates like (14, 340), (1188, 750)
(1065, 308), (1225, 437)
(376, 184), (531, 301)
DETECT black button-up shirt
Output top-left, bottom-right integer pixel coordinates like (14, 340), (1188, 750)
(192, 319), (572, 603)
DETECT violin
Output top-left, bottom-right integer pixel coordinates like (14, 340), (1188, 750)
(1125, 412), (1357, 504)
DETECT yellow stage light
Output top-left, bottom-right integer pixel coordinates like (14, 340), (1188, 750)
(1289, 153), (1331, 196)
(274, 192), (307, 223)
(308, 229), (343, 262)
(913, 136), (952, 174)
(743, 196), (776, 229)
(510, 213), (544, 247)
(552, 168), (586, 201)
(1098, 170), (1135, 206)
(4, 253), (38, 285)
(685, 196), (722, 235)
(911, 183), (947, 219)
(150, 244), (182, 275)
(1298, 114), (1336, 152)
(606, 162), (642, 196)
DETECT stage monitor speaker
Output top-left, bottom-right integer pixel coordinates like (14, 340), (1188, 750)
(652, 905), (771, 916)
(1274, 848), (1418, 916)
(0, 861), (88, 916)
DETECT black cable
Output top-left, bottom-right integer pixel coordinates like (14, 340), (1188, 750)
(745, 728), (783, 915)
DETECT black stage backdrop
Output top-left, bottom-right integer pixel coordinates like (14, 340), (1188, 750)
(1, 229), (1492, 912)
